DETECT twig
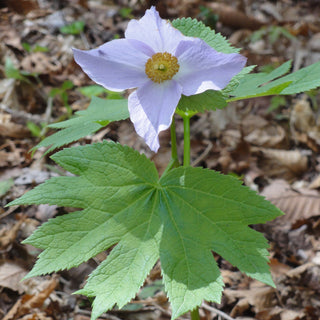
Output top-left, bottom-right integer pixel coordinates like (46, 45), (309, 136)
(191, 140), (213, 167)
(201, 303), (235, 320)
(81, 31), (91, 49)
(0, 206), (19, 220)
(0, 103), (43, 125)
(44, 96), (53, 124)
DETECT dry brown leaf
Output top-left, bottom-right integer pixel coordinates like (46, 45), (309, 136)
(21, 53), (62, 74)
(290, 98), (315, 134)
(269, 258), (292, 278)
(261, 179), (320, 224)
(6, 0), (38, 14)
(0, 219), (24, 250)
(245, 124), (286, 148)
(224, 281), (276, 317)
(207, 3), (265, 30)
(19, 312), (53, 320)
(0, 261), (28, 293)
(279, 309), (306, 320)
(290, 97), (320, 151)
(275, 263), (320, 314)
(242, 114), (269, 136)
(0, 150), (19, 167)
(256, 307), (306, 320)
(308, 174), (320, 189)
(3, 277), (58, 320)
(230, 298), (250, 318)
(252, 148), (308, 180)
(0, 114), (30, 139)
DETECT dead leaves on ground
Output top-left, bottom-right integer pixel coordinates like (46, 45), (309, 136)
(1, 0), (320, 320)
(3, 277), (58, 320)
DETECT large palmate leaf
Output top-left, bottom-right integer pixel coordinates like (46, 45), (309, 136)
(34, 97), (129, 154)
(10, 141), (282, 319)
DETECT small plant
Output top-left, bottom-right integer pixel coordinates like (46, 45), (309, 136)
(119, 7), (133, 19)
(27, 121), (47, 138)
(197, 5), (218, 28)
(49, 80), (74, 116)
(22, 42), (49, 53)
(267, 95), (287, 113)
(60, 21), (85, 35)
(8, 6), (320, 320)
(4, 57), (37, 83)
(250, 25), (296, 45)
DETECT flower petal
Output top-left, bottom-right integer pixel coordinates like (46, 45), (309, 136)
(128, 80), (182, 152)
(125, 6), (187, 54)
(174, 38), (247, 95)
(73, 39), (151, 91)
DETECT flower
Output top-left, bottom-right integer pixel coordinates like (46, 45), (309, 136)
(73, 7), (246, 152)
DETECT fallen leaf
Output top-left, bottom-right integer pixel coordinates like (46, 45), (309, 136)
(21, 53), (62, 74)
(0, 219), (24, 250)
(290, 98), (315, 134)
(0, 261), (28, 293)
(207, 3), (265, 30)
(308, 174), (320, 189)
(245, 124), (286, 148)
(269, 258), (292, 278)
(224, 281), (276, 317)
(252, 148), (309, 180)
(3, 277), (58, 320)
(261, 179), (320, 224)
(0, 114), (30, 139)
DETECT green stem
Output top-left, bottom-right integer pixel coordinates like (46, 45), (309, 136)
(183, 114), (191, 167)
(162, 116), (180, 176)
(190, 307), (200, 320)
(170, 116), (178, 163)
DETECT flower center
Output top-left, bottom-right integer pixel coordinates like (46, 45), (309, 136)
(145, 52), (179, 83)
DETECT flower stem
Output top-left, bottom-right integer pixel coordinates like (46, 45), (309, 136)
(170, 116), (178, 163)
(191, 307), (200, 320)
(162, 116), (180, 176)
(183, 114), (191, 166)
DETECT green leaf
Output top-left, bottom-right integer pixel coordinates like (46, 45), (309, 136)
(61, 80), (74, 90)
(27, 121), (42, 137)
(33, 97), (129, 154)
(228, 61), (292, 100)
(138, 279), (163, 299)
(78, 85), (123, 99)
(10, 141), (282, 319)
(5, 58), (30, 83)
(177, 90), (227, 112)
(33, 44), (49, 53)
(22, 42), (32, 53)
(0, 179), (14, 197)
(229, 60), (320, 100)
(172, 18), (239, 54)
(60, 21), (85, 35)
(222, 65), (256, 95)
(279, 61), (320, 95)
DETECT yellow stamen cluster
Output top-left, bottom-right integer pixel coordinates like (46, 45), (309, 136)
(145, 52), (179, 83)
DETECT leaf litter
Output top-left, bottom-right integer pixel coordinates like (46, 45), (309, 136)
(1, 0), (320, 319)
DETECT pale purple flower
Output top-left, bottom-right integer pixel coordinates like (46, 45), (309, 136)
(73, 7), (246, 152)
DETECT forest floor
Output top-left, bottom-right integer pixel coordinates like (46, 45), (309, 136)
(1, 0), (320, 320)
